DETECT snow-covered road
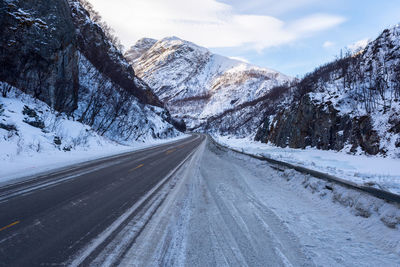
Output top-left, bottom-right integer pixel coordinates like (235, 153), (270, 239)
(114, 137), (400, 266)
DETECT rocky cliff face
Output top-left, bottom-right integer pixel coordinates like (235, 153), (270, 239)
(0, 0), (163, 111)
(0, 0), (180, 142)
(256, 25), (400, 157)
(0, 0), (79, 112)
(126, 37), (292, 131)
(256, 95), (381, 155)
(68, 2), (162, 107)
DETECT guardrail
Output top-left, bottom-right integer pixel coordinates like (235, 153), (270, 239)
(209, 135), (400, 205)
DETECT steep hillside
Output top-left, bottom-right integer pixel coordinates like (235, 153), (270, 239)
(0, 0), (180, 145)
(126, 37), (291, 132)
(256, 25), (400, 157)
(199, 84), (293, 137)
(68, 1), (162, 107)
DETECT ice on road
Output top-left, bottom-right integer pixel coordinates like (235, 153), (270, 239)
(115, 139), (399, 266)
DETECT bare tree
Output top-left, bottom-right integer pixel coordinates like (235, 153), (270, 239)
(1, 83), (12, 98)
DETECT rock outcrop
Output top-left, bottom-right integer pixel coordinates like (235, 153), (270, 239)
(0, 0), (181, 142)
(255, 24), (400, 156)
(0, 0), (163, 113)
(0, 0), (79, 112)
(256, 95), (381, 155)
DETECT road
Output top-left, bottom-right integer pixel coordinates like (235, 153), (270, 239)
(0, 134), (204, 266)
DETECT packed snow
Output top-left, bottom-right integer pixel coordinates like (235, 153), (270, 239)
(215, 135), (400, 195)
(0, 85), (187, 184)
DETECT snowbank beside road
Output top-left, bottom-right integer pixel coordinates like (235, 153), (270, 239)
(215, 136), (400, 195)
(0, 88), (187, 184)
(0, 134), (188, 184)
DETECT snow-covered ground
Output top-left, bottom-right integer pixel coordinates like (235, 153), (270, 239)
(215, 136), (400, 195)
(82, 136), (399, 266)
(0, 88), (187, 184)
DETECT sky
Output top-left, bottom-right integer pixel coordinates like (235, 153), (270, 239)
(88, 0), (400, 77)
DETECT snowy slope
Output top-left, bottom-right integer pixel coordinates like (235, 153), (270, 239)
(75, 54), (179, 142)
(126, 37), (292, 130)
(256, 24), (400, 157)
(0, 82), (185, 181)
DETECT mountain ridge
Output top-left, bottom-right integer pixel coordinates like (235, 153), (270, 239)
(126, 36), (292, 131)
(255, 24), (400, 157)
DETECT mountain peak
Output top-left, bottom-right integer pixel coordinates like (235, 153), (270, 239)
(126, 37), (292, 130)
(156, 36), (210, 54)
(133, 37), (157, 47)
(125, 38), (157, 62)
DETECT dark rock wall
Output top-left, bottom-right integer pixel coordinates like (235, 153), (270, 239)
(255, 95), (381, 155)
(0, 0), (163, 114)
(0, 0), (79, 112)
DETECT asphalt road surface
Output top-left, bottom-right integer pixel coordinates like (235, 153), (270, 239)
(0, 134), (204, 266)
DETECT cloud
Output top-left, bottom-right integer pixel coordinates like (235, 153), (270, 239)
(88, 0), (345, 51)
(289, 14), (346, 35)
(229, 56), (250, 63)
(323, 41), (335, 48)
(219, 0), (320, 16)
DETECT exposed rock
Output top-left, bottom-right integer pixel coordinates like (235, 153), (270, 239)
(389, 114), (400, 133)
(0, 0), (181, 142)
(0, 0), (164, 114)
(22, 105), (45, 129)
(0, 0), (79, 112)
(256, 94), (381, 155)
(0, 123), (17, 132)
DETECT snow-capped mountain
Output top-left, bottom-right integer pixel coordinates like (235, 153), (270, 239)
(256, 24), (400, 157)
(126, 37), (292, 131)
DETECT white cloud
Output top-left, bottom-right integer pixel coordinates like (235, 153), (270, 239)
(88, 0), (345, 51)
(323, 41), (335, 48)
(229, 56), (250, 63)
(289, 14), (346, 35)
(223, 0), (320, 16)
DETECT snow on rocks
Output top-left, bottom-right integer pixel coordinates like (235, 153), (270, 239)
(126, 37), (292, 130)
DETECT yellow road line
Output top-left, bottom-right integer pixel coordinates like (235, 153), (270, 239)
(0, 221), (20, 232)
(129, 164), (144, 172)
(166, 149), (176, 155)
